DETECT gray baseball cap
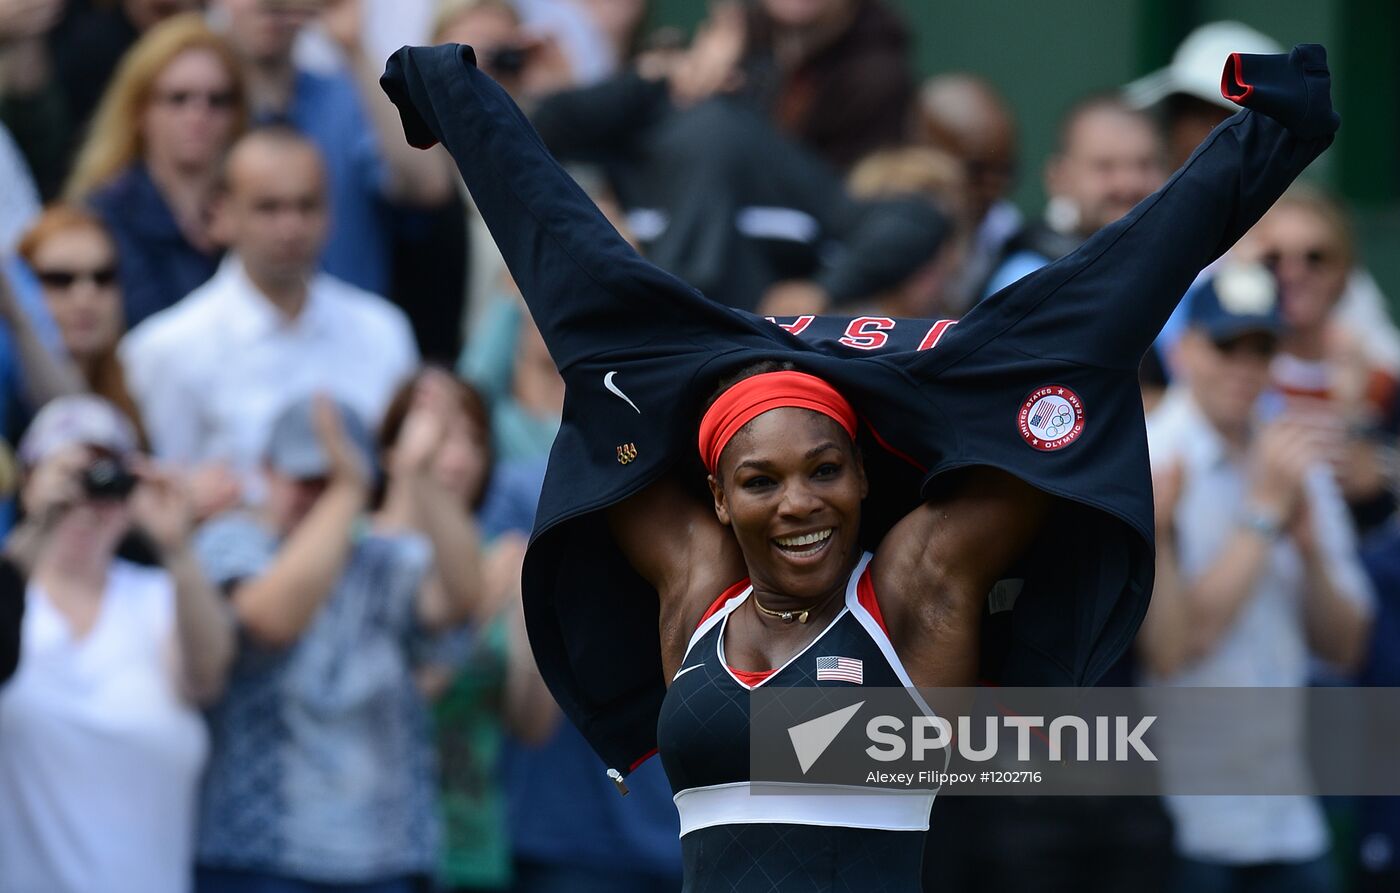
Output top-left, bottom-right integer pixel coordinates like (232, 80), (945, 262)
(263, 396), (376, 480)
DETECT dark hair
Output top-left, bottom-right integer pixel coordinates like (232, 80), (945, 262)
(703, 359), (797, 413)
(377, 366), (494, 510)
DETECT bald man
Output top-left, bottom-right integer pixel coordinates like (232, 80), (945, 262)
(120, 128), (418, 495)
(916, 73), (1021, 310)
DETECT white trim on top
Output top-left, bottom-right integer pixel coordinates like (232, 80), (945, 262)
(845, 553), (948, 776)
(674, 781), (934, 836)
(681, 583), (753, 665)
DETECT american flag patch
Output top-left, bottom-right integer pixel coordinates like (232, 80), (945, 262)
(815, 656), (863, 684)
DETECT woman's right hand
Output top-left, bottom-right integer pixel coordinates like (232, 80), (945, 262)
(7, 445), (86, 572)
(19, 445), (86, 522)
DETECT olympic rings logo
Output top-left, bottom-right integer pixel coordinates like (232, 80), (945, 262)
(1036, 400), (1075, 437)
(1018, 385), (1085, 453)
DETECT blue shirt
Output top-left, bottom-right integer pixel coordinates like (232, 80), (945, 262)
(86, 164), (221, 326)
(0, 258), (63, 434)
(0, 259), (63, 537)
(193, 512), (438, 882)
(264, 70), (392, 297)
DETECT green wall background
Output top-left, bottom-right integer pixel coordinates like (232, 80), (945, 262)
(646, 0), (1400, 306)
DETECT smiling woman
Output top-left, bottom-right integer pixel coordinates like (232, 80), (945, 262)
(382, 38), (1339, 893)
(600, 358), (1052, 890)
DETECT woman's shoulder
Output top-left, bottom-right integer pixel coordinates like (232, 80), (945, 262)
(85, 165), (150, 208)
(85, 165), (178, 239)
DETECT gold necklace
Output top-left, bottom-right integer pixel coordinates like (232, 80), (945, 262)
(752, 585), (843, 624)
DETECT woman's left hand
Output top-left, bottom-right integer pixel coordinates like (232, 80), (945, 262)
(129, 459), (195, 556)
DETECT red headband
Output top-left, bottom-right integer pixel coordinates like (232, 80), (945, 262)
(698, 370), (858, 474)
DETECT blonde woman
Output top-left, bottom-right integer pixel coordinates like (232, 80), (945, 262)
(66, 13), (247, 327)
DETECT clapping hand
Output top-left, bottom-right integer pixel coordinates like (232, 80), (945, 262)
(313, 395), (370, 491)
(1248, 412), (1340, 522)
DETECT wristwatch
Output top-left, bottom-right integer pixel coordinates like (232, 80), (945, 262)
(1239, 506), (1284, 540)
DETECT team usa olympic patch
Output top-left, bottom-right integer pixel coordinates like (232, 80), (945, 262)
(1018, 385), (1085, 451)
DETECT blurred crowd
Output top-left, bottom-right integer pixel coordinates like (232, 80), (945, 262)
(0, 1), (1397, 892)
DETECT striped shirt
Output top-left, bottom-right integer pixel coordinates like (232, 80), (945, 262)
(193, 511), (438, 882)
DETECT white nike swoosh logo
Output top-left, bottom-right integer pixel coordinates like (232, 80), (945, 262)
(672, 663), (705, 682)
(604, 370), (641, 414)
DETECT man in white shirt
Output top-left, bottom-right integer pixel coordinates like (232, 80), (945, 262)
(121, 128), (418, 497)
(1142, 262), (1374, 893)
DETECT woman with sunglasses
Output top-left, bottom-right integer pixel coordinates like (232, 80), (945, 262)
(17, 205), (148, 446)
(384, 43), (1338, 890)
(1243, 185), (1400, 533)
(65, 14), (247, 328)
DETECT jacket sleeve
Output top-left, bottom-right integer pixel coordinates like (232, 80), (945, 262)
(380, 44), (762, 373)
(927, 45), (1339, 375)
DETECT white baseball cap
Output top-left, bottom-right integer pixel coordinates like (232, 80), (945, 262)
(18, 395), (139, 467)
(1124, 21), (1283, 112)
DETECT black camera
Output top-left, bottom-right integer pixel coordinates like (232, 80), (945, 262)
(486, 45), (529, 77)
(81, 458), (138, 501)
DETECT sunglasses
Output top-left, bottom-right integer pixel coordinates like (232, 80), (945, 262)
(1211, 333), (1278, 359)
(35, 267), (118, 289)
(1261, 247), (1337, 272)
(152, 89), (237, 111)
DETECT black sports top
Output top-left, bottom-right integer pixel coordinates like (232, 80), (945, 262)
(658, 553), (936, 891)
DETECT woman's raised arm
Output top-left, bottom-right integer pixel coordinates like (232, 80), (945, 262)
(872, 466), (1053, 688)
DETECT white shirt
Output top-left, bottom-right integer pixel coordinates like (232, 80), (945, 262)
(0, 562), (209, 893)
(1144, 388), (1374, 864)
(1336, 268), (1400, 376)
(119, 257), (418, 480)
(295, 0), (614, 86)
